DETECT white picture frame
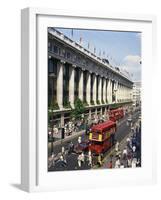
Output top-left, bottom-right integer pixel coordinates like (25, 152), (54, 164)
(21, 7), (157, 192)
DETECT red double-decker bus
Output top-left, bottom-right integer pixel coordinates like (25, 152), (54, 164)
(88, 120), (116, 155)
(109, 107), (124, 122)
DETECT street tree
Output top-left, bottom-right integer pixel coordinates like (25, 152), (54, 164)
(71, 98), (85, 121)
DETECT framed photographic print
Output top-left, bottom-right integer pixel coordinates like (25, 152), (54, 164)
(21, 8), (156, 192)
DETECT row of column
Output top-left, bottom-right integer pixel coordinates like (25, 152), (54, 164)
(116, 83), (132, 102)
(56, 60), (132, 109)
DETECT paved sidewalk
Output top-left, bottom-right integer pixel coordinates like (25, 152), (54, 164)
(52, 130), (85, 147)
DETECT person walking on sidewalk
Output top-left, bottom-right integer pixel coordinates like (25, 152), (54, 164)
(132, 145), (136, 153)
(126, 137), (131, 146)
(97, 154), (102, 167)
(107, 160), (113, 168)
(107, 155), (113, 168)
(131, 158), (137, 168)
(78, 154), (81, 167)
(81, 152), (85, 164)
(115, 141), (119, 152)
(127, 158), (132, 168)
(88, 150), (92, 167)
(77, 152), (85, 168)
(115, 157), (120, 168)
(77, 154), (82, 168)
(78, 136), (81, 144)
(59, 154), (67, 167)
(122, 147), (128, 160)
(54, 126), (59, 135)
(51, 152), (55, 167)
(61, 146), (65, 156)
(68, 141), (74, 154)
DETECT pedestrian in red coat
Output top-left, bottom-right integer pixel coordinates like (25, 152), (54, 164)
(107, 160), (112, 168)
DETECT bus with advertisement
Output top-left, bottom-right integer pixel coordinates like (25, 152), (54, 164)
(88, 120), (117, 155)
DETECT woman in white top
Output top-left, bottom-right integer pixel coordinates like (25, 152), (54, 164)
(115, 158), (120, 168)
(78, 136), (81, 144)
(115, 141), (119, 152)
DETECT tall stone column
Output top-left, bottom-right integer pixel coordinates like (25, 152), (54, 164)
(86, 71), (91, 105)
(93, 74), (97, 104)
(115, 81), (118, 103)
(103, 78), (106, 104)
(98, 76), (102, 104)
(123, 86), (125, 101)
(57, 60), (64, 109)
(124, 87), (126, 101)
(109, 79), (112, 104)
(129, 88), (131, 100)
(104, 107), (107, 116)
(114, 81), (116, 103)
(119, 83), (121, 102)
(117, 83), (119, 102)
(120, 84), (122, 101)
(128, 88), (130, 100)
(69, 65), (75, 108)
(107, 79), (110, 103)
(98, 77), (102, 104)
(106, 79), (109, 103)
(122, 85), (124, 101)
(105, 79), (108, 103)
(79, 69), (84, 101)
(121, 85), (123, 101)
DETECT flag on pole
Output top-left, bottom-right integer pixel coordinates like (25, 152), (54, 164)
(79, 36), (82, 45)
(71, 29), (74, 38)
(88, 42), (90, 49)
(94, 47), (96, 54)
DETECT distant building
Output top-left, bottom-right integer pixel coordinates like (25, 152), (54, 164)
(132, 81), (141, 106)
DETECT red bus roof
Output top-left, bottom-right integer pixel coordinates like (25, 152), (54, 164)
(110, 108), (123, 112)
(91, 120), (116, 132)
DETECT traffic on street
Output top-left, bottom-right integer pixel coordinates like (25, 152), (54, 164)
(48, 107), (141, 171)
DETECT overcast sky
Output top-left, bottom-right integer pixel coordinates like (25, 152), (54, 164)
(56, 28), (141, 82)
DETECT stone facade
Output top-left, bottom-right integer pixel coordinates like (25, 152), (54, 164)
(48, 28), (133, 126)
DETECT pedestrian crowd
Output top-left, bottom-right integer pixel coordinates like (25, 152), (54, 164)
(48, 113), (110, 140)
(112, 120), (141, 169)
(49, 134), (104, 170)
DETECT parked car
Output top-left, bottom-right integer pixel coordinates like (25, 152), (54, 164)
(74, 140), (89, 153)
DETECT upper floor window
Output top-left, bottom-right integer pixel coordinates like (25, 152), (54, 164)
(48, 41), (52, 51)
(66, 52), (71, 59)
(53, 45), (58, 54)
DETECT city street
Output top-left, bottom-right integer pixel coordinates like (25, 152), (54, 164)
(48, 109), (141, 171)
